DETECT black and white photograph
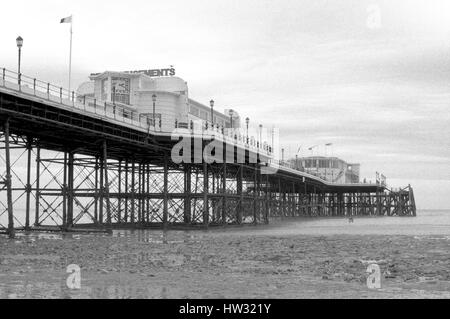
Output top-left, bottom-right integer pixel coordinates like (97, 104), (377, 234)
(0, 0), (449, 304)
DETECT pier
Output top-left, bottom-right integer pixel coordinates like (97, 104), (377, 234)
(0, 68), (416, 238)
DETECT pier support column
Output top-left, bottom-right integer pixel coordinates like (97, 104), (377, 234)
(103, 141), (111, 229)
(409, 186), (417, 217)
(253, 164), (258, 224)
(278, 178), (282, 218)
(62, 152), (67, 229)
(283, 183), (288, 217)
(34, 145), (41, 226)
(94, 157), (99, 222)
(118, 160), (122, 223)
(131, 161), (135, 224)
(316, 190), (320, 216)
(376, 190), (382, 216)
(337, 193), (344, 216)
(294, 190), (298, 216)
(265, 174), (270, 224)
(222, 162), (227, 225)
(347, 193), (351, 217)
(67, 152), (74, 228)
(146, 163), (150, 223)
(237, 164), (243, 224)
(304, 182), (308, 216)
(356, 193), (360, 216)
(4, 120), (15, 238)
(203, 161), (209, 227)
(163, 154), (169, 228)
(124, 161), (129, 223)
(184, 164), (191, 224)
(297, 183), (302, 216)
(25, 137), (32, 230)
(369, 193), (374, 216)
(99, 153), (104, 224)
(141, 163), (146, 224)
(138, 163), (142, 223)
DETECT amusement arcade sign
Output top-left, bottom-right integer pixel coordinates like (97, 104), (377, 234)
(124, 67), (176, 77)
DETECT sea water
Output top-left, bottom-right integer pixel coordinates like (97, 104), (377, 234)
(2, 209), (450, 239)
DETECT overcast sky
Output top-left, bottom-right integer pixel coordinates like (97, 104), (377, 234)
(0, 0), (449, 209)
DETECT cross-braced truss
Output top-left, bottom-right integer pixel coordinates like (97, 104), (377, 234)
(0, 107), (416, 238)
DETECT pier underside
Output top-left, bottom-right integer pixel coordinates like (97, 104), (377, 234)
(0, 85), (416, 238)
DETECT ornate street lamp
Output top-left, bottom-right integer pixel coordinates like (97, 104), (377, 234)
(259, 124), (263, 148)
(152, 94), (157, 127)
(229, 110), (234, 129)
(16, 36), (23, 84)
(245, 117), (250, 144)
(210, 100), (215, 125)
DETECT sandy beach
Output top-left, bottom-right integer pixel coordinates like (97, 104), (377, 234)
(0, 212), (449, 299)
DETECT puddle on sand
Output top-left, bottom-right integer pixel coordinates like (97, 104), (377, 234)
(10, 229), (205, 245)
(113, 229), (204, 245)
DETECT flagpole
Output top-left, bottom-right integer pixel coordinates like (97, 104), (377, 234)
(68, 18), (73, 97)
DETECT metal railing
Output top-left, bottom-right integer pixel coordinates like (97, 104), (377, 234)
(193, 121), (274, 157)
(1, 67), (158, 131)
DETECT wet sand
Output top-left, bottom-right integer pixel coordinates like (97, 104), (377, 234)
(0, 216), (450, 299)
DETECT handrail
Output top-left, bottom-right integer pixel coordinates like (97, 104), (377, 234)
(0, 67), (158, 131)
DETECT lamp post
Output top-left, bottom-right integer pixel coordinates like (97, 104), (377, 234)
(259, 124), (263, 149)
(112, 86), (116, 105)
(308, 145), (319, 175)
(210, 100), (215, 126)
(16, 36), (23, 84)
(324, 143), (333, 181)
(229, 110), (234, 129)
(152, 94), (157, 127)
(296, 146), (302, 170)
(245, 117), (250, 144)
(271, 127), (275, 154)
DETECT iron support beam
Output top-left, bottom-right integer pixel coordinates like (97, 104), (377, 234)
(131, 161), (135, 224)
(25, 137), (32, 230)
(4, 119), (15, 238)
(222, 162), (227, 225)
(203, 161), (209, 227)
(163, 153), (169, 227)
(118, 160), (122, 223)
(103, 140), (111, 228)
(237, 164), (243, 224)
(184, 164), (191, 224)
(253, 164), (258, 224)
(34, 146), (41, 226)
(62, 152), (67, 229)
(94, 156), (99, 222)
(67, 152), (74, 227)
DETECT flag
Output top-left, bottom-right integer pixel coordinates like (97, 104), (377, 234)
(60, 16), (72, 23)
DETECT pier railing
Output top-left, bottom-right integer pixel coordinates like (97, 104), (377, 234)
(1, 68), (158, 130)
